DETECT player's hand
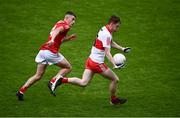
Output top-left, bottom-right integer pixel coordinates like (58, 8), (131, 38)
(69, 33), (77, 40)
(123, 47), (131, 53)
(46, 40), (54, 46)
(113, 64), (125, 69)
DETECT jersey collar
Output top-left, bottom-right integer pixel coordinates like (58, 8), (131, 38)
(105, 25), (113, 34)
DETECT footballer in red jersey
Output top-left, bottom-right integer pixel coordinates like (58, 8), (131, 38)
(49, 15), (131, 105)
(16, 11), (77, 101)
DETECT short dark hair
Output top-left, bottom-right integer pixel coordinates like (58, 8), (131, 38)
(65, 11), (76, 18)
(108, 15), (121, 24)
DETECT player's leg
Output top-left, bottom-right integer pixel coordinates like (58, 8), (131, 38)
(48, 57), (72, 96)
(101, 68), (119, 97)
(49, 54), (72, 84)
(55, 57), (72, 77)
(65, 69), (95, 87)
(16, 64), (47, 100)
(100, 68), (127, 105)
(48, 57), (71, 87)
(56, 57), (96, 87)
(49, 69), (95, 96)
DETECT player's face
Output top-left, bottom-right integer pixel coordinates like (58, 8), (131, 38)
(68, 15), (76, 27)
(112, 23), (120, 32)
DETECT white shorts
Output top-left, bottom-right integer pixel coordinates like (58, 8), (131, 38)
(35, 50), (64, 65)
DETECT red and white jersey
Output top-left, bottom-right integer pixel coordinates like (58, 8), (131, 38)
(40, 20), (70, 53)
(89, 25), (112, 63)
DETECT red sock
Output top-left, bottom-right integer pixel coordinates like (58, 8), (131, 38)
(62, 77), (68, 83)
(111, 95), (117, 100)
(19, 87), (27, 94)
(50, 78), (56, 83)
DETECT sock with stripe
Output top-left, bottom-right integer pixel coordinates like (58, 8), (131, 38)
(19, 87), (27, 94)
(62, 77), (68, 83)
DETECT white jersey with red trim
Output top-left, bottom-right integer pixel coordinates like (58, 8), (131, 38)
(89, 26), (112, 63)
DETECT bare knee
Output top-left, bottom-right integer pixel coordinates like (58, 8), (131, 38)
(80, 81), (88, 87)
(68, 64), (72, 72)
(65, 64), (72, 72)
(112, 77), (119, 83)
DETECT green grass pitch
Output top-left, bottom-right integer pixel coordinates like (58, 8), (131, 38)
(0, 0), (180, 116)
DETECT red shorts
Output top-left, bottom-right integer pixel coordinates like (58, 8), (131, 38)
(85, 58), (108, 73)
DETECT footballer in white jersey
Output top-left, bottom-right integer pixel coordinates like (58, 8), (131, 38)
(90, 26), (112, 63)
(49, 15), (131, 105)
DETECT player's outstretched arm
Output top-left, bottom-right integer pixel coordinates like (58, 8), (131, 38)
(63, 33), (77, 42)
(111, 41), (131, 53)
